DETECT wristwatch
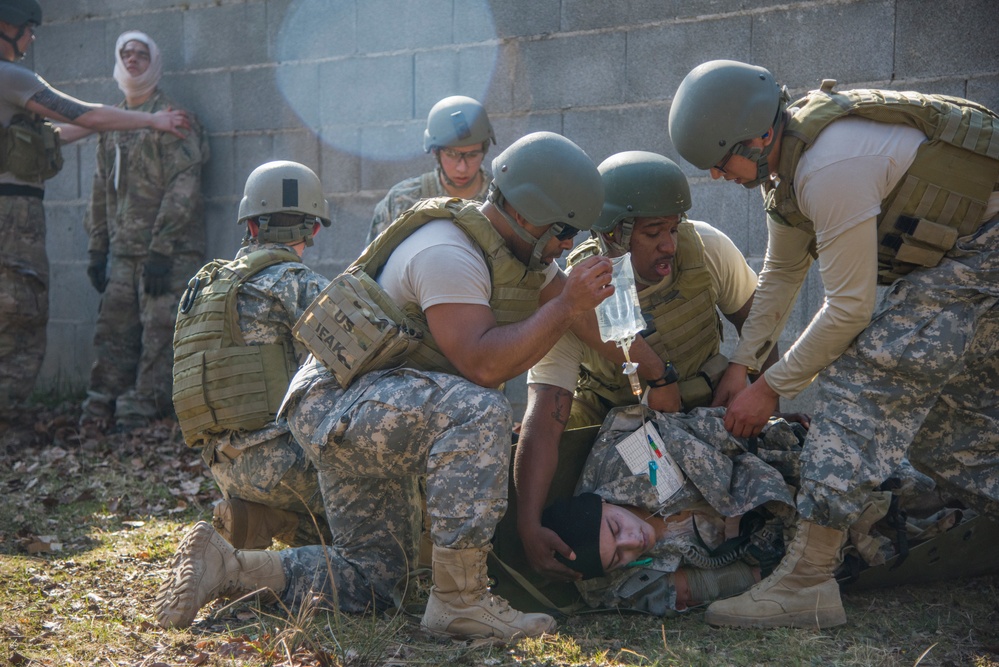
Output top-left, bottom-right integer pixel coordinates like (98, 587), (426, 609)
(647, 361), (680, 388)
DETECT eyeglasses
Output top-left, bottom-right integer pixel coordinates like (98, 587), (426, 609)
(713, 150), (733, 174)
(552, 223), (580, 241)
(120, 48), (151, 61)
(439, 147), (485, 164)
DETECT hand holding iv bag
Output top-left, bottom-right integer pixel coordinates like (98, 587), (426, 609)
(594, 253), (645, 396)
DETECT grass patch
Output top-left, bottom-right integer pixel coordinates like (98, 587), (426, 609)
(2, 401), (999, 666)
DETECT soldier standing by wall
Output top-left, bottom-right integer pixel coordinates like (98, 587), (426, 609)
(79, 30), (208, 432)
(0, 1), (188, 430)
(364, 95), (495, 246)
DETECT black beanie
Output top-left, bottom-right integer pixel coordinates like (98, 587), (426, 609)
(541, 492), (604, 580)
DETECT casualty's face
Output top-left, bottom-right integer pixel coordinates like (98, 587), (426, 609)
(627, 215), (681, 284)
(120, 40), (151, 77)
(598, 503), (657, 572)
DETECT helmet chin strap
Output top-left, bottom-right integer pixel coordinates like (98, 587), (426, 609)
(488, 187), (552, 271)
(1, 27), (29, 60)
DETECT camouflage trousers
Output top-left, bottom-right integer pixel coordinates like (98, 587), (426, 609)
(0, 195), (47, 414)
(278, 367), (512, 613)
(81, 253), (202, 426)
(205, 428), (326, 538)
(799, 216), (999, 529)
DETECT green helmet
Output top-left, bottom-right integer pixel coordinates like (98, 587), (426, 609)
(489, 131), (603, 270)
(237, 161), (331, 246)
(669, 60), (784, 178)
(0, 0), (42, 26)
(594, 151), (691, 235)
(423, 95), (496, 153)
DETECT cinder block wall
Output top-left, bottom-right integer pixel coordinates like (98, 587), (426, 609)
(35, 0), (999, 418)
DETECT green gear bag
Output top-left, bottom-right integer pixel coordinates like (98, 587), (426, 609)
(764, 82), (999, 283)
(0, 113), (63, 182)
(172, 247), (302, 447)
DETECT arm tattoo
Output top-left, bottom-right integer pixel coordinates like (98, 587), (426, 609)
(548, 387), (573, 426)
(30, 88), (91, 121)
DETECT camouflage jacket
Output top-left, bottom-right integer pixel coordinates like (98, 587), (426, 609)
(366, 167), (491, 245)
(85, 90), (209, 258)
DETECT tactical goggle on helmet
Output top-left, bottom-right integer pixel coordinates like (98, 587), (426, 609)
(668, 59), (788, 188)
(593, 151), (691, 252)
(237, 161), (331, 247)
(423, 95), (496, 153)
(488, 131), (604, 271)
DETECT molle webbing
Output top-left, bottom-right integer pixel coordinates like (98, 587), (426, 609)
(0, 114), (63, 182)
(766, 84), (999, 283)
(570, 224), (723, 411)
(297, 197), (545, 387)
(172, 247), (301, 447)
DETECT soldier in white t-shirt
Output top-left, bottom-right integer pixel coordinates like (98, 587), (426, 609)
(669, 59), (999, 629)
(515, 151), (782, 580)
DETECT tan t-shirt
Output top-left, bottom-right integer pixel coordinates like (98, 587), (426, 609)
(732, 116), (999, 397)
(0, 60), (48, 186)
(377, 217), (559, 312)
(529, 220), (757, 390)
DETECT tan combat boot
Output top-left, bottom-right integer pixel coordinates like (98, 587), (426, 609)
(213, 498), (301, 549)
(421, 545), (556, 642)
(704, 520), (848, 629)
(155, 521), (286, 629)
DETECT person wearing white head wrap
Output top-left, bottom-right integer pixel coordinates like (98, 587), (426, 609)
(113, 31), (162, 105)
(80, 30), (210, 433)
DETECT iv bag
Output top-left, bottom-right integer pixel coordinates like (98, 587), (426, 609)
(595, 253), (645, 344)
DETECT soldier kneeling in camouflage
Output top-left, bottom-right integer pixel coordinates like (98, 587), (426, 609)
(171, 161), (333, 550)
(155, 132), (615, 642)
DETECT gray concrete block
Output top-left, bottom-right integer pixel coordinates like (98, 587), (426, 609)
(513, 32), (627, 109)
(39, 320), (94, 396)
(34, 20), (107, 83)
(627, 17), (753, 103)
(968, 75), (999, 111)
(562, 0), (675, 31)
(319, 55), (413, 127)
(171, 70), (234, 135)
(491, 113), (564, 151)
(319, 137), (363, 194)
(204, 199), (243, 259)
(752, 2), (894, 89)
(562, 104), (672, 165)
(358, 0), (453, 52)
(183, 3), (269, 70)
(273, 63), (321, 131)
(896, 0), (999, 79)
(46, 148), (81, 202)
(329, 192), (383, 260)
(233, 133), (277, 193)
(687, 181), (765, 258)
(271, 0), (357, 62)
(231, 67), (299, 132)
(271, 129), (321, 171)
(359, 122), (426, 188)
(414, 45), (503, 116)
(44, 203), (89, 263)
(481, 0), (560, 39)
(203, 135), (235, 203)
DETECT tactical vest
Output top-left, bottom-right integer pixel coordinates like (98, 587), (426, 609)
(764, 82), (999, 283)
(0, 113), (63, 182)
(567, 224), (724, 422)
(295, 197), (547, 388)
(172, 247), (302, 447)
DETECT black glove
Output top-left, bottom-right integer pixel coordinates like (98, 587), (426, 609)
(86, 251), (108, 293)
(142, 251), (173, 297)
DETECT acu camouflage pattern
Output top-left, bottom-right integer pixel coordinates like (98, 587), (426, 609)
(796, 216), (999, 530)
(365, 167), (491, 245)
(0, 195), (46, 413)
(81, 90), (209, 426)
(199, 242), (331, 530)
(277, 360), (512, 613)
(571, 405), (802, 614)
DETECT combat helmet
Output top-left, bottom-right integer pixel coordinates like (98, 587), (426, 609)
(0, 0), (41, 59)
(423, 95), (496, 153)
(669, 60), (788, 188)
(0, 0), (41, 27)
(488, 131), (603, 270)
(237, 161), (331, 247)
(594, 151), (691, 251)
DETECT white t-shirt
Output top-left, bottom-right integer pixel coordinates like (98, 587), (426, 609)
(377, 217), (559, 312)
(733, 116), (999, 397)
(529, 220), (757, 390)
